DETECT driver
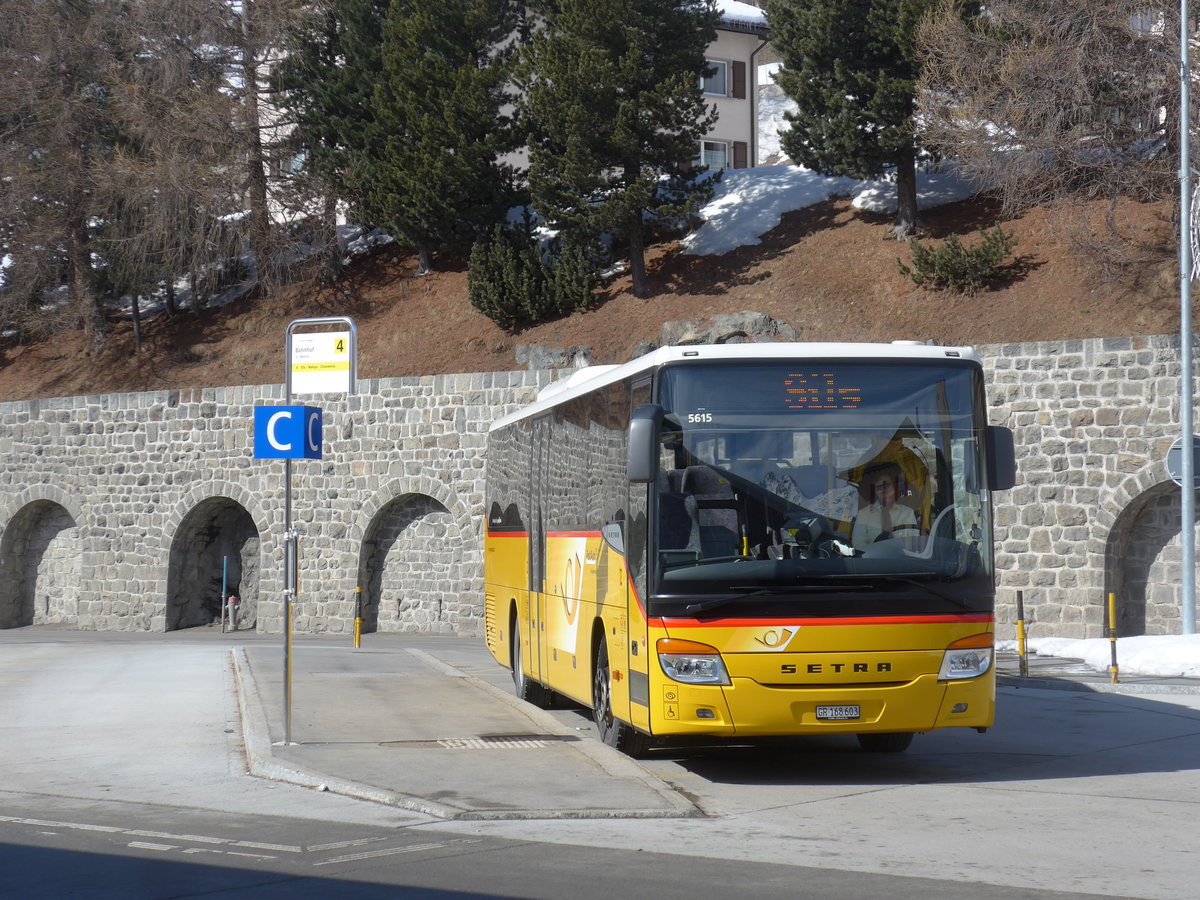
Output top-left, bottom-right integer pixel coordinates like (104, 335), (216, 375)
(851, 463), (920, 551)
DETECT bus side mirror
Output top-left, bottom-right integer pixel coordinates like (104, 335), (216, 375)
(628, 403), (664, 483)
(987, 425), (1016, 491)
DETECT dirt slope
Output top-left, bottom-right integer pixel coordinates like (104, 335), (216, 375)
(0, 195), (1185, 402)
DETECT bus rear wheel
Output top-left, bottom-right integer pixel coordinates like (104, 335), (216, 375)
(592, 638), (649, 757)
(857, 732), (914, 753)
(511, 616), (553, 709)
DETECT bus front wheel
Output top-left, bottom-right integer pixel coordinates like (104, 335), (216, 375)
(857, 732), (914, 753)
(592, 638), (649, 757)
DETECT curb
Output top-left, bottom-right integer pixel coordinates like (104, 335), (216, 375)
(997, 674), (1200, 696)
(230, 648), (457, 819)
(231, 647), (701, 821)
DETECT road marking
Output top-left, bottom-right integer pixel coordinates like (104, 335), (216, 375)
(0, 815), (123, 834)
(128, 841), (176, 852)
(0, 815), (301, 853)
(308, 837), (389, 851)
(314, 839), (479, 867)
(127, 829), (225, 845)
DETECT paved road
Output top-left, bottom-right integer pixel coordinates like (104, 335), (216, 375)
(1, 626), (1196, 899)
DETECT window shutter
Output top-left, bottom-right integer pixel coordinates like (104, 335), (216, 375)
(732, 61), (746, 100)
(733, 141), (748, 169)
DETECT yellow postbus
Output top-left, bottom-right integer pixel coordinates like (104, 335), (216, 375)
(484, 343), (1015, 755)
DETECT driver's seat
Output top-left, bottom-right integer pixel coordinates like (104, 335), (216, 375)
(680, 465), (741, 558)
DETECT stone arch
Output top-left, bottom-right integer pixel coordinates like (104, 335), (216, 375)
(163, 482), (269, 551)
(0, 483), (85, 530)
(1105, 477), (1197, 636)
(355, 478), (477, 634)
(166, 495), (262, 631)
(0, 499), (81, 628)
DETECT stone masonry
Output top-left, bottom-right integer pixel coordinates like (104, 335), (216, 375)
(983, 334), (1199, 638)
(0, 334), (1195, 640)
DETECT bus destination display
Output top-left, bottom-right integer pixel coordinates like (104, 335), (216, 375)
(784, 372), (864, 410)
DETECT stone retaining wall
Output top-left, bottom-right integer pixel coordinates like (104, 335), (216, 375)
(0, 334), (1194, 639)
(982, 334), (1197, 637)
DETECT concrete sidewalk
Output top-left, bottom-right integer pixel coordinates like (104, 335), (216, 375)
(995, 649), (1200, 694)
(230, 633), (1200, 822)
(232, 634), (698, 821)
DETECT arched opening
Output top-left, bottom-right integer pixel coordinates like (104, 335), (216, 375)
(0, 500), (80, 628)
(358, 494), (459, 633)
(1106, 482), (1199, 635)
(166, 498), (260, 631)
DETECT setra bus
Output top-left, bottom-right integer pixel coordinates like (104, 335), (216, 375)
(483, 342), (1015, 755)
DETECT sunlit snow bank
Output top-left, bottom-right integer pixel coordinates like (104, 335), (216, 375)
(998, 635), (1200, 679)
(681, 166), (981, 257)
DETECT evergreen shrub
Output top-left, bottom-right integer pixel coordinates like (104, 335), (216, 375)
(898, 226), (1018, 294)
(468, 224), (598, 330)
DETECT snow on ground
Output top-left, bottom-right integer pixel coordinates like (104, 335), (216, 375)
(998, 634), (1200, 679)
(756, 78), (796, 165)
(681, 165), (980, 257)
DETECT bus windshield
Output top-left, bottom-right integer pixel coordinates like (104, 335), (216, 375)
(651, 360), (994, 617)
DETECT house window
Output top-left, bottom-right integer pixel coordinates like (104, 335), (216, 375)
(270, 149), (308, 179)
(698, 140), (728, 170)
(702, 59), (728, 97)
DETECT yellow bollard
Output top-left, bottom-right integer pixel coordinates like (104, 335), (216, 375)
(1107, 592), (1119, 684)
(1015, 590), (1028, 678)
(353, 585), (363, 649)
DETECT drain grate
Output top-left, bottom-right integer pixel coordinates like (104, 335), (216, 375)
(436, 735), (570, 750)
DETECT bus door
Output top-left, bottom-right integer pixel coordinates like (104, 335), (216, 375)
(528, 414), (550, 685)
(625, 378), (653, 733)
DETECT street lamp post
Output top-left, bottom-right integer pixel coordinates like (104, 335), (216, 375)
(1180, 0), (1196, 635)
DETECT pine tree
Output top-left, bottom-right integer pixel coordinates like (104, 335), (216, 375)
(280, 0), (389, 208)
(521, 0), (720, 298)
(279, 0), (391, 276)
(356, 0), (521, 273)
(767, 0), (979, 238)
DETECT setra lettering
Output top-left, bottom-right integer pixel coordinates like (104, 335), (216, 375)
(782, 661), (896, 675)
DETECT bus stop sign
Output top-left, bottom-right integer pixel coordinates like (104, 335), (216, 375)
(1165, 435), (1200, 489)
(253, 405), (323, 459)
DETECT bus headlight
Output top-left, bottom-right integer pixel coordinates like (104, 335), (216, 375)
(657, 638), (731, 685)
(939, 633), (994, 680)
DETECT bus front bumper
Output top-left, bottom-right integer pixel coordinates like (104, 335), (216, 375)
(647, 671), (995, 738)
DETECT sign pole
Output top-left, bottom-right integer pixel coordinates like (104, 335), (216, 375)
(1180, 0), (1196, 634)
(284, 457), (295, 744)
(278, 317), (357, 744)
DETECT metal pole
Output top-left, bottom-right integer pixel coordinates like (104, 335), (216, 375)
(1015, 590), (1028, 678)
(279, 317), (355, 743)
(284, 457), (295, 744)
(354, 585), (363, 649)
(283, 323), (296, 745)
(1107, 592), (1120, 684)
(1181, 0), (1196, 635)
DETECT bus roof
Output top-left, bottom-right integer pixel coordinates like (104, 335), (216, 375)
(489, 341), (982, 432)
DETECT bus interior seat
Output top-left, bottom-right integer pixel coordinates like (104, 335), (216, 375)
(657, 470), (695, 553)
(680, 465), (741, 557)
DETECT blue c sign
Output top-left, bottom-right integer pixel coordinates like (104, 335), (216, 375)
(254, 406), (322, 459)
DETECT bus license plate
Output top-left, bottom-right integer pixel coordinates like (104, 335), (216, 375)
(816, 705), (861, 721)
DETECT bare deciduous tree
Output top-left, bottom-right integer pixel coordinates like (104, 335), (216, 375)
(918, 1), (1180, 222)
(0, 0), (119, 345)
